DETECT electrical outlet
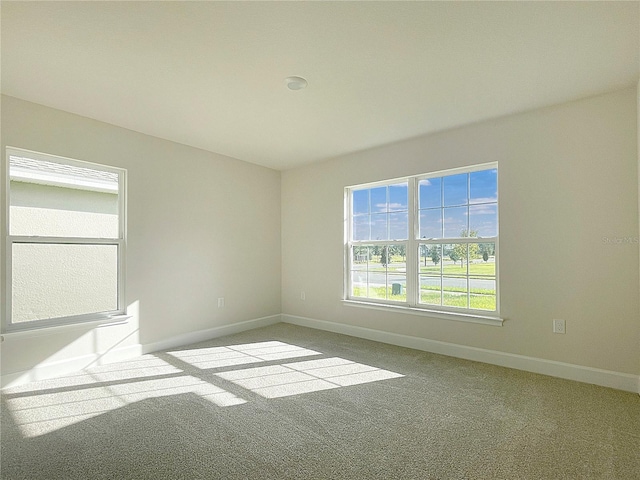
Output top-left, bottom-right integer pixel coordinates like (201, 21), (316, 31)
(301, 291), (306, 301)
(217, 297), (225, 308)
(553, 319), (565, 334)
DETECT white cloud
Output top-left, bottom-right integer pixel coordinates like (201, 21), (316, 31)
(388, 203), (406, 210)
(470, 196), (497, 204)
(373, 202), (407, 212)
(373, 203), (387, 212)
(469, 204), (497, 215)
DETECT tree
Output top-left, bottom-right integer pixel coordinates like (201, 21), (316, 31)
(478, 242), (494, 256)
(396, 244), (406, 261)
(380, 246), (389, 267)
(452, 229), (479, 267)
(430, 246), (441, 265)
(388, 245), (405, 262)
(421, 244), (429, 266)
(449, 249), (460, 266)
(483, 251), (489, 262)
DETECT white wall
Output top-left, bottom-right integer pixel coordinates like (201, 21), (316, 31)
(1, 87), (638, 389)
(1, 95), (281, 383)
(282, 87), (640, 378)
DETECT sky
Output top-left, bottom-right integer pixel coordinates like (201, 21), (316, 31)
(352, 168), (498, 241)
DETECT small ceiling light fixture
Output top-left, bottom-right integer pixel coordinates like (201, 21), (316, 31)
(285, 76), (308, 91)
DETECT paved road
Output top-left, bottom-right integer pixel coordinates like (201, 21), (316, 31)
(352, 272), (495, 292)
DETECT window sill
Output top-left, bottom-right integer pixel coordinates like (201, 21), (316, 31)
(1, 314), (132, 340)
(341, 300), (503, 326)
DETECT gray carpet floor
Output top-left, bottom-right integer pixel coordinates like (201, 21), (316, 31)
(1, 322), (639, 479)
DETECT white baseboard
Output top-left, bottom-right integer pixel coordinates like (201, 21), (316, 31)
(141, 314), (282, 354)
(282, 314), (640, 394)
(4, 313), (637, 394)
(1, 314), (281, 389)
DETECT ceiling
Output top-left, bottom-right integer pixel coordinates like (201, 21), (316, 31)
(1, 2), (638, 171)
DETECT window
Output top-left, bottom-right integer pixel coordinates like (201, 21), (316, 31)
(3, 147), (126, 331)
(346, 163), (498, 320)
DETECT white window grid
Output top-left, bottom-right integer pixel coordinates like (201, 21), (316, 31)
(345, 163), (499, 317)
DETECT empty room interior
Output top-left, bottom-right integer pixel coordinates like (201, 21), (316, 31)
(1, 2), (639, 479)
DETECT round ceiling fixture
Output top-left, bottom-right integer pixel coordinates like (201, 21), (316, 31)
(285, 76), (308, 91)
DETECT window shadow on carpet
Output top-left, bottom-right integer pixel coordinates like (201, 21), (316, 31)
(1, 340), (403, 438)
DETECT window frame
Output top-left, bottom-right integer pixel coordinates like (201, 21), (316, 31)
(3, 147), (127, 333)
(344, 163), (501, 324)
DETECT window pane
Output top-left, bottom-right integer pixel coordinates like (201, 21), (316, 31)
(470, 294), (496, 311)
(469, 204), (497, 238)
(419, 209), (442, 239)
(470, 169), (497, 205)
(351, 245), (379, 299)
(419, 178), (441, 209)
(370, 187), (387, 213)
(352, 189), (369, 215)
(369, 246), (387, 273)
(444, 243), (467, 272)
(370, 213), (388, 240)
(380, 245), (407, 273)
(353, 215), (370, 241)
(470, 243), (496, 276)
(442, 276), (468, 308)
(419, 244), (442, 273)
(386, 247), (406, 301)
(9, 156), (120, 238)
(350, 245), (409, 301)
(388, 275), (406, 301)
(351, 245), (371, 298)
(351, 270), (368, 298)
(470, 277), (496, 311)
(12, 243), (118, 323)
(387, 247), (406, 270)
(389, 183), (408, 212)
(443, 173), (468, 207)
(352, 246), (371, 267)
(371, 244), (388, 300)
(467, 242), (480, 264)
(389, 212), (408, 240)
(470, 277), (496, 296)
(368, 285), (387, 300)
(420, 276), (441, 305)
(443, 206), (468, 238)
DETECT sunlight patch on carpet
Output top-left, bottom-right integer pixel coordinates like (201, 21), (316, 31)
(3, 341), (403, 438)
(216, 357), (403, 399)
(167, 341), (321, 369)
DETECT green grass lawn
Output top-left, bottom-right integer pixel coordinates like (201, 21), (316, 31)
(419, 262), (495, 275)
(352, 285), (496, 311)
(420, 284), (495, 295)
(352, 285), (405, 301)
(355, 256), (494, 276)
(420, 291), (496, 310)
